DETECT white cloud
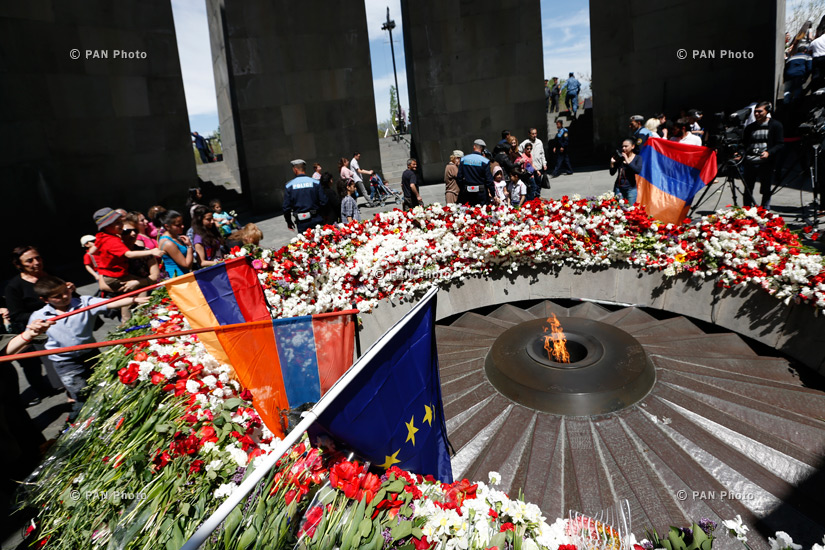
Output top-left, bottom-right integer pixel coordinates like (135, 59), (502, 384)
(364, 0), (403, 43)
(171, 0), (218, 117)
(541, 8), (590, 30)
(372, 72), (409, 122)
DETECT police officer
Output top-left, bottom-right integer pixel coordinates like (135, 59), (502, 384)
(457, 139), (495, 206)
(283, 159), (327, 232)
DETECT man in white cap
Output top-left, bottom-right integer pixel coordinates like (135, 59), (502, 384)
(457, 139), (494, 206)
(444, 149), (463, 204)
(283, 159), (327, 232)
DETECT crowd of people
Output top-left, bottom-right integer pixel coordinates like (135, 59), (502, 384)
(1, 194), (265, 426)
(283, 154), (402, 232)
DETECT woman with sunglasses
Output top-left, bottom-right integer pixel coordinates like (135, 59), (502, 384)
(4, 246), (67, 404)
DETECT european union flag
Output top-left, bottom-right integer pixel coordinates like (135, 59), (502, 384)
(312, 290), (453, 482)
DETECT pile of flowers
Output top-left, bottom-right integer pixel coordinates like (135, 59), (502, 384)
(229, 198), (825, 318)
(22, 293), (280, 549)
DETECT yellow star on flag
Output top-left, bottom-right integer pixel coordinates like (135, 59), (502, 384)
(405, 416), (419, 446)
(378, 449), (401, 469)
(423, 404), (433, 426)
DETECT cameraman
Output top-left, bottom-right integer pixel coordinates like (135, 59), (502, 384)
(610, 138), (643, 205)
(739, 101), (783, 209)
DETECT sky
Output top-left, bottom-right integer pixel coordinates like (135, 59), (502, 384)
(170, 0), (593, 136)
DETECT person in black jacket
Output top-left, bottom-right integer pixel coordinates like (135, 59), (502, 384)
(740, 102), (783, 208)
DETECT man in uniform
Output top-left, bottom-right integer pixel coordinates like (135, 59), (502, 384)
(629, 115), (653, 152)
(457, 139), (495, 206)
(283, 159), (327, 232)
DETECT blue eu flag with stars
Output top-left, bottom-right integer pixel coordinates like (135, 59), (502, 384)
(312, 291), (453, 483)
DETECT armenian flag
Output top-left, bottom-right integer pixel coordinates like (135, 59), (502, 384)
(311, 288), (453, 482)
(166, 258), (356, 435)
(636, 137), (717, 225)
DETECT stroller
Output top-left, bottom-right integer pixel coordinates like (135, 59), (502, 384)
(369, 173), (402, 205)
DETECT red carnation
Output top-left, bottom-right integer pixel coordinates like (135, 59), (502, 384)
(117, 363), (139, 385)
(500, 523), (515, 532)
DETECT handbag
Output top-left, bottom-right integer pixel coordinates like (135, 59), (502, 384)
(541, 173), (552, 189)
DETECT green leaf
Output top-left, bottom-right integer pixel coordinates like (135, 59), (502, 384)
(384, 480), (405, 493)
(391, 520), (412, 541)
(224, 507), (243, 547)
(411, 527), (424, 539)
(359, 518), (373, 538)
(238, 526), (258, 550)
(171, 522), (184, 550)
(180, 503), (190, 517)
(341, 497), (368, 550)
(154, 422), (172, 433)
(490, 532), (507, 549)
(223, 397), (244, 411)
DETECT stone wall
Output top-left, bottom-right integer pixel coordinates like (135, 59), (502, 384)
(0, 1), (196, 280)
(588, 0), (784, 149)
(401, 0), (547, 184)
(207, 0), (380, 213)
(360, 266), (825, 374)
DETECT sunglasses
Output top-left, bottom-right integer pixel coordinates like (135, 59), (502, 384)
(121, 228), (137, 236)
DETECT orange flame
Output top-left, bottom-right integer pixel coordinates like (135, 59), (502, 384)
(543, 314), (570, 363)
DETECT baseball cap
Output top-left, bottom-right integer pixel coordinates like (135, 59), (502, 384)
(473, 139), (487, 148)
(80, 235), (96, 246)
(93, 207), (122, 230)
(290, 159), (306, 166)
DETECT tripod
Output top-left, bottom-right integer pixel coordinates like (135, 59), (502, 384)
(769, 137), (821, 227)
(689, 156), (756, 216)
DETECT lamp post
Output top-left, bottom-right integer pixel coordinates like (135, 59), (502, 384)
(381, 7), (404, 135)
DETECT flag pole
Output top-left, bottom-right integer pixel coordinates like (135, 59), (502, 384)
(0, 309), (360, 364)
(180, 287), (439, 550)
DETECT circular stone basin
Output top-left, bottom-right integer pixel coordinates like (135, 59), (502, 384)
(484, 317), (656, 416)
